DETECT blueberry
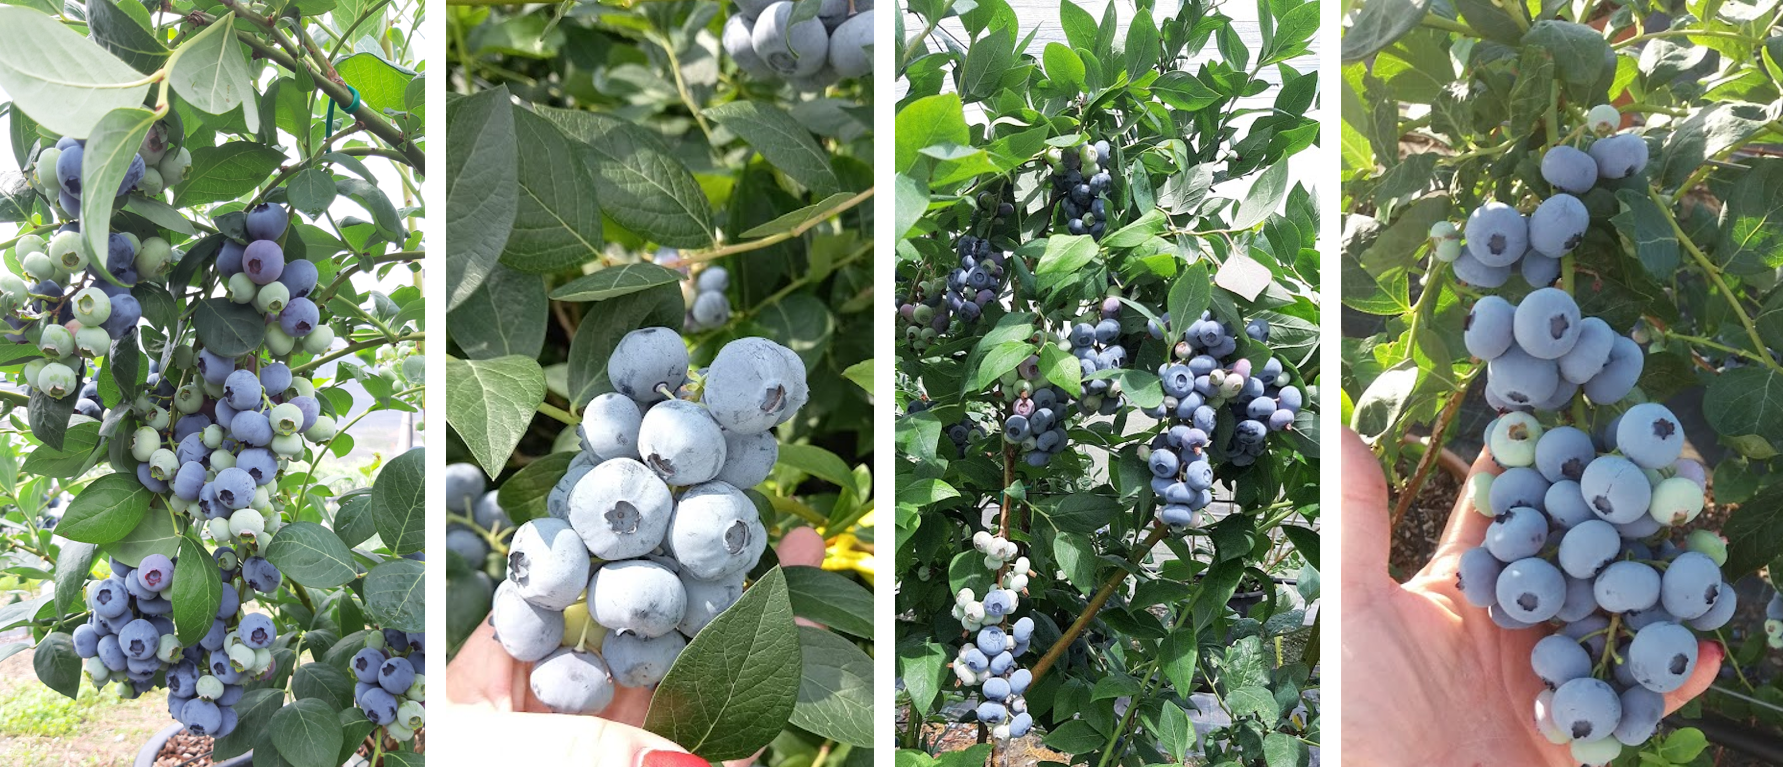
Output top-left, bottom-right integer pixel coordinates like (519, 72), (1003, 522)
(350, 647), (389, 684)
(507, 518), (592, 610)
(1581, 336), (1642, 405)
(1626, 621), (1695, 693)
(1558, 317), (1615, 384)
(1528, 194), (1588, 257)
(236, 447), (278, 485)
(1551, 677), (1621, 741)
(1578, 455), (1651, 524)
(602, 630), (686, 688)
(723, 15), (777, 79)
(607, 327), (688, 403)
(277, 258), (318, 298)
(242, 240), (285, 285)
(358, 686), (398, 725)
(1485, 346), (1559, 407)
(1658, 551), (1721, 620)
(751, 1), (830, 78)
(665, 481), (766, 580)
(1530, 634), (1592, 690)
(444, 463), (487, 512)
(447, 526), (490, 564)
(1455, 547), (1502, 607)
(56, 144), (83, 196)
(216, 240), (246, 275)
(1557, 520), (1620, 579)
(238, 613), (275, 650)
(223, 369), (263, 410)
(490, 580), (565, 662)
(589, 559), (687, 638)
(1589, 134), (1648, 180)
(715, 429), (779, 489)
(679, 571), (745, 636)
(529, 648), (616, 714)
(1520, 253), (1561, 288)
(826, 10), (873, 78)
(1614, 402), (1683, 470)
(213, 467), (255, 509)
(1512, 287), (1581, 359)
(231, 410), (272, 446)
(137, 553), (174, 592)
(636, 399), (728, 486)
(1464, 202), (1529, 267)
(377, 655), (416, 695)
(183, 698), (223, 736)
(119, 619), (159, 660)
(570, 454), (673, 556)
(1541, 145), (1597, 194)
(90, 579), (129, 618)
(703, 337), (809, 434)
(581, 392), (644, 460)
(1593, 560), (1661, 612)
(242, 556), (281, 593)
(1494, 556), (1566, 623)
(245, 203), (289, 241)
(278, 297), (319, 336)
(1450, 252), (1512, 288)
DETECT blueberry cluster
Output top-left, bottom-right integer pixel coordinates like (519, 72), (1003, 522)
(1438, 104), (1646, 289)
(73, 550), (285, 739)
(487, 329), (808, 713)
(35, 130), (191, 220)
(653, 249), (732, 334)
(1464, 288), (1643, 411)
(1145, 313), (1301, 490)
(1456, 403), (1731, 764)
(1003, 379), (1074, 468)
(1047, 139), (1114, 239)
(722, 0), (873, 91)
(1069, 297), (1130, 417)
(444, 462), (511, 570)
(948, 533), (1035, 740)
(349, 630), (428, 742)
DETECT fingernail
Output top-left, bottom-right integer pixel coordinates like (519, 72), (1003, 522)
(641, 749), (710, 767)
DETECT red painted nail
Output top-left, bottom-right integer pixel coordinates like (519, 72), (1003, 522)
(641, 749), (710, 767)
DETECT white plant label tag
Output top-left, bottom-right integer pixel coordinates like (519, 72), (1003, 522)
(1214, 252), (1273, 301)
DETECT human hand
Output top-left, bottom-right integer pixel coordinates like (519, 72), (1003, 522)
(1336, 428), (1721, 766)
(444, 525), (830, 764)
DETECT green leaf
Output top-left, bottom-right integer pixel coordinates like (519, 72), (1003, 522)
(371, 447), (425, 556)
(445, 355), (546, 478)
(789, 626), (873, 748)
(706, 101), (841, 196)
(1718, 157), (1783, 272)
(173, 143), (288, 207)
(450, 263), (547, 360)
(1703, 366), (1783, 445)
(333, 52), (414, 117)
(57, 471), (152, 544)
(363, 558), (424, 631)
(193, 297), (267, 357)
(171, 534), (222, 646)
(739, 192), (860, 239)
(81, 106), (158, 284)
(291, 661), (354, 710)
(1039, 492), (1120, 533)
(33, 632), (80, 699)
(211, 688), (283, 761)
(535, 106), (715, 249)
(0, 6), (152, 137)
(264, 521), (358, 588)
(106, 507), (180, 567)
(285, 168), (337, 220)
(335, 177), (403, 240)
(270, 697), (345, 767)
(775, 443), (858, 496)
(87, 0), (169, 73)
(497, 106), (603, 273)
(52, 541), (97, 617)
(550, 263), (684, 302)
(495, 451), (574, 524)
(332, 490), (377, 548)
(168, 12), (255, 119)
(1342, 0), (1432, 60)
(124, 195), (198, 236)
(1043, 42), (1086, 90)
(1231, 162), (1291, 230)
(645, 567), (801, 760)
(21, 420), (102, 478)
(1035, 234), (1099, 277)
(446, 86), (518, 311)
(28, 387), (74, 451)
(783, 565), (873, 639)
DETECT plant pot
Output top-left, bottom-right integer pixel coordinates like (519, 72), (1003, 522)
(135, 721), (375, 767)
(1227, 588), (1267, 616)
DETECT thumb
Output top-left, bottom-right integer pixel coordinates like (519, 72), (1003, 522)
(433, 708), (711, 767)
(1338, 428), (1391, 594)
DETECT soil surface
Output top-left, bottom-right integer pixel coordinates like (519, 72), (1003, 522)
(0, 637), (166, 767)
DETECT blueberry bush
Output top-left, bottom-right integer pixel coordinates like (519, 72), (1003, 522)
(0, 2), (428, 765)
(1343, 0), (1783, 760)
(893, 0), (1323, 764)
(444, 0), (874, 760)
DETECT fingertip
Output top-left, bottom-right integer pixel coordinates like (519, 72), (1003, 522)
(776, 526), (827, 568)
(1661, 640), (1725, 715)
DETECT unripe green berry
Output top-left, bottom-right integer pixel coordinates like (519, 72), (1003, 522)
(255, 281), (290, 314)
(228, 508), (265, 540)
(271, 432), (304, 457)
(202, 424), (223, 449)
(302, 324), (334, 353)
(74, 326), (110, 357)
(206, 516), (232, 541)
(135, 236), (172, 277)
(146, 405), (170, 430)
(1586, 104), (1620, 135)
(306, 414), (338, 442)
(14, 234), (45, 257)
(209, 448), (236, 469)
(265, 325), (295, 356)
(228, 643), (256, 671)
(290, 377), (315, 397)
(131, 426), (161, 462)
(35, 148), (62, 191)
(48, 231), (84, 272)
(174, 383), (204, 413)
(195, 674), (223, 700)
(38, 324), (73, 358)
(227, 272), (257, 303)
(71, 287), (112, 325)
(23, 251), (57, 281)
(136, 167), (164, 197)
(156, 634), (181, 663)
(269, 402), (303, 436)
(148, 448), (179, 481)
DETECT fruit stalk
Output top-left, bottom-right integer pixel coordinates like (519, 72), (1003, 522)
(1028, 523), (1170, 684)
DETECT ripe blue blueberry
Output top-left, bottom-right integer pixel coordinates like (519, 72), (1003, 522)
(751, 1), (830, 78)
(1464, 202), (1529, 267)
(581, 392), (643, 460)
(239, 613), (275, 650)
(1589, 134), (1648, 180)
(242, 240), (285, 285)
(507, 518), (592, 610)
(245, 203), (289, 241)
(276, 257), (318, 299)
(602, 630), (686, 688)
(589, 560), (687, 638)
(1614, 402), (1683, 470)
(568, 458), (674, 561)
(1528, 194), (1588, 257)
(242, 556), (281, 593)
(1512, 288), (1582, 360)
(377, 655), (416, 695)
(351, 647), (388, 683)
(637, 399), (728, 486)
(665, 481), (766, 580)
(716, 429), (779, 489)
(529, 648), (616, 714)
(704, 337), (809, 434)
(1541, 145), (1597, 194)
(490, 580), (564, 662)
(279, 297), (319, 336)
(607, 327), (689, 403)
